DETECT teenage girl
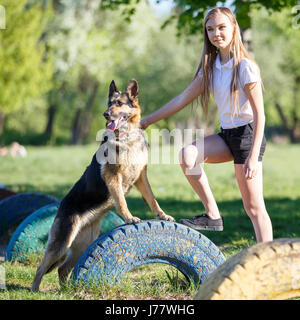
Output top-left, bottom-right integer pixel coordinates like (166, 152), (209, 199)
(140, 7), (273, 243)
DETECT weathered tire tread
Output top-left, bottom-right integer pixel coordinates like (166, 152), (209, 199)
(195, 238), (300, 300)
(5, 207), (124, 262)
(5, 204), (60, 262)
(71, 220), (226, 287)
(0, 193), (59, 236)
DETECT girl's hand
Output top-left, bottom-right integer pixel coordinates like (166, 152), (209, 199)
(244, 155), (259, 179)
(140, 118), (149, 130)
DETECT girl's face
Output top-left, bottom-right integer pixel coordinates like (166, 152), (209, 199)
(206, 13), (234, 51)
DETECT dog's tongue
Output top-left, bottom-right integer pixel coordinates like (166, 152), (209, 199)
(106, 121), (116, 131)
(106, 118), (121, 131)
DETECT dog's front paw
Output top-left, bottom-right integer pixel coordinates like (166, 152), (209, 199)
(157, 212), (175, 222)
(164, 214), (175, 222)
(126, 216), (141, 224)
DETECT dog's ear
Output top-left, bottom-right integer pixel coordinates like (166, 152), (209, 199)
(126, 79), (138, 101)
(109, 80), (119, 98)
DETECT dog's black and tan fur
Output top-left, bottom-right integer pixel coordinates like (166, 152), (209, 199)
(32, 79), (174, 291)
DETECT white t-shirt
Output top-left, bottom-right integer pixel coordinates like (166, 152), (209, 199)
(198, 54), (261, 129)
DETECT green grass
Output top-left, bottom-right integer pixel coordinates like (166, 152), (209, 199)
(0, 260), (196, 300)
(0, 142), (299, 299)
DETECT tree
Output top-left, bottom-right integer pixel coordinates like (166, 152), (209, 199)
(101, 0), (300, 142)
(101, 0), (298, 32)
(41, 0), (103, 143)
(252, 7), (300, 143)
(0, 0), (52, 135)
(118, 2), (218, 133)
(41, 0), (135, 144)
(101, 0), (298, 66)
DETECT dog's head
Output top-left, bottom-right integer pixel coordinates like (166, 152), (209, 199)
(103, 79), (141, 132)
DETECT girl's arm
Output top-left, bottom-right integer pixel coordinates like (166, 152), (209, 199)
(140, 75), (204, 129)
(244, 81), (265, 179)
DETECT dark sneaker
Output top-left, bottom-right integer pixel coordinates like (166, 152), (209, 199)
(179, 213), (224, 231)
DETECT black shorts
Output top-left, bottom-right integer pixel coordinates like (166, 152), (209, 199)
(217, 122), (266, 164)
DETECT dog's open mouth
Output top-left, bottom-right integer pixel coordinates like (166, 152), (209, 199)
(106, 117), (127, 132)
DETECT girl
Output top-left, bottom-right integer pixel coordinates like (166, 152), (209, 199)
(140, 7), (273, 243)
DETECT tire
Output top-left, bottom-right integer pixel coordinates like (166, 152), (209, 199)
(0, 188), (17, 201)
(71, 220), (225, 287)
(5, 204), (59, 262)
(0, 193), (59, 236)
(194, 238), (300, 300)
(5, 207), (124, 263)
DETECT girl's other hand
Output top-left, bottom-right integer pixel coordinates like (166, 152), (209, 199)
(244, 156), (259, 179)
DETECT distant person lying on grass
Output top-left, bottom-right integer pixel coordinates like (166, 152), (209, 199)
(0, 142), (27, 158)
(10, 142), (27, 157)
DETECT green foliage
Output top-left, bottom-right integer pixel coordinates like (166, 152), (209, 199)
(0, 0), (53, 115)
(252, 7), (300, 128)
(50, 1), (205, 143)
(2, 1), (300, 145)
(113, 2), (202, 123)
(101, 0), (299, 32)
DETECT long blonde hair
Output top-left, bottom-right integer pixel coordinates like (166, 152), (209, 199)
(194, 7), (262, 118)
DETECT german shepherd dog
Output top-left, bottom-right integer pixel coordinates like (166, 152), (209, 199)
(32, 79), (174, 291)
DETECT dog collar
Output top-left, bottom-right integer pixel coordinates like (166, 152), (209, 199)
(118, 131), (129, 137)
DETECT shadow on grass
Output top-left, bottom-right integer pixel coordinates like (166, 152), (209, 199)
(3, 183), (72, 201)
(5, 284), (32, 292)
(3, 183), (299, 251)
(126, 196), (300, 249)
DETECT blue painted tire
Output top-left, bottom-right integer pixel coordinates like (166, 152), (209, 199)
(5, 204), (59, 262)
(0, 188), (17, 201)
(5, 205), (125, 262)
(0, 193), (59, 236)
(71, 220), (226, 287)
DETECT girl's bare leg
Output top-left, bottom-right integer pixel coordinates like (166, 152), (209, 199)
(179, 134), (233, 219)
(234, 163), (273, 242)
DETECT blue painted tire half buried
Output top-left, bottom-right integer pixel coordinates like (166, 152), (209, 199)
(0, 193), (59, 236)
(0, 188), (17, 201)
(5, 204), (59, 262)
(71, 220), (226, 287)
(5, 206), (125, 263)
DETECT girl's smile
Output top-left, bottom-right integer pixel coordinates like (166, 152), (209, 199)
(206, 13), (234, 61)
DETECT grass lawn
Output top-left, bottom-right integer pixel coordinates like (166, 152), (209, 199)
(0, 142), (299, 299)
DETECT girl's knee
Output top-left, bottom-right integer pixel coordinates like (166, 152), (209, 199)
(179, 145), (198, 169)
(244, 203), (267, 219)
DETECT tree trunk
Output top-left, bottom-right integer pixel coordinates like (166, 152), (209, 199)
(275, 102), (290, 132)
(70, 81), (99, 145)
(0, 111), (5, 136)
(274, 101), (300, 143)
(71, 109), (82, 145)
(291, 109), (300, 143)
(291, 79), (300, 143)
(44, 104), (57, 141)
(241, 28), (254, 56)
(236, 1), (253, 56)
